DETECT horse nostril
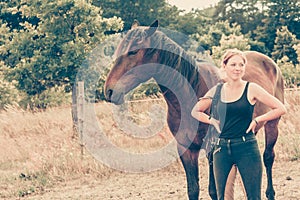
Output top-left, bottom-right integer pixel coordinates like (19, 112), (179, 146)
(106, 89), (113, 101)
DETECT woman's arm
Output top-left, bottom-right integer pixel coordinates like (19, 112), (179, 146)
(191, 86), (221, 133)
(191, 97), (212, 124)
(246, 82), (287, 133)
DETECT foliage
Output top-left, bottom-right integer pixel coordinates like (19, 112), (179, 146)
(213, 0), (264, 34)
(168, 11), (210, 36)
(212, 34), (251, 66)
(128, 81), (161, 100)
(0, 64), (20, 109)
(253, 0), (300, 56)
(280, 41), (300, 87)
(18, 86), (71, 109)
(192, 21), (244, 53)
(1, 0), (123, 109)
(212, 0), (300, 56)
(0, 21), (20, 108)
(0, 0), (39, 30)
(294, 43), (300, 63)
(272, 26), (299, 65)
(0, 21), (11, 65)
(92, 0), (179, 31)
(278, 56), (300, 87)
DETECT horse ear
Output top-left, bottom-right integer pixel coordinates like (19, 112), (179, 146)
(150, 19), (158, 28)
(131, 19), (140, 29)
(145, 20), (158, 37)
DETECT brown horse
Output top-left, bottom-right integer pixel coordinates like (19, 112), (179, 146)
(104, 20), (284, 200)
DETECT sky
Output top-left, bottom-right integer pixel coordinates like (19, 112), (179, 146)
(167, 0), (220, 11)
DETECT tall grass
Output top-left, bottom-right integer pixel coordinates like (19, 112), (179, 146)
(0, 104), (113, 198)
(276, 89), (300, 161)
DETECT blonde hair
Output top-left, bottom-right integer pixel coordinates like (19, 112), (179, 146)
(221, 49), (247, 67)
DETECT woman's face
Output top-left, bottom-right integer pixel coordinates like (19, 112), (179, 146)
(224, 55), (246, 80)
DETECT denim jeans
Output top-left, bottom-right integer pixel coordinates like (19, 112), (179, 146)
(213, 133), (262, 200)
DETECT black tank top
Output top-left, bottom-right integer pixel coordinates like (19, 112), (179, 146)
(217, 82), (254, 138)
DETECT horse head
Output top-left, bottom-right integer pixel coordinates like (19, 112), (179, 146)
(104, 20), (161, 104)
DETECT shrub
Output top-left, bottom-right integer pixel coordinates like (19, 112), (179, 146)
(277, 56), (300, 88)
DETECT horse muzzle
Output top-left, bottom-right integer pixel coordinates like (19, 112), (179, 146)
(105, 89), (125, 105)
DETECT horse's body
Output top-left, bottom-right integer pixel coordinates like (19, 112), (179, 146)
(104, 20), (283, 200)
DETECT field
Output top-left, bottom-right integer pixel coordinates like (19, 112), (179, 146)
(0, 90), (299, 200)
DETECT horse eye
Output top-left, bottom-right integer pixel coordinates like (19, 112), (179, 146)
(128, 50), (139, 56)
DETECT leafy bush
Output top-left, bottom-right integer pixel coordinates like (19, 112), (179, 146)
(212, 33), (251, 67)
(277, 56), (300, 88)
(0, 64), (20, 109)
(18, 86), (71, 110)
(0, 78), (19, 109)
(127, 81), (162, 100)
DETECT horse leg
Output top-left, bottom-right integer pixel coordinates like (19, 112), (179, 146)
(178, 144), (200, 200)
(263, 118), (280, 200)
(207, 152), (218, 200)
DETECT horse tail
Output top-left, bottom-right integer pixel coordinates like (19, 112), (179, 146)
(274, 63), (285, 103)
(261, 52), (284, 103)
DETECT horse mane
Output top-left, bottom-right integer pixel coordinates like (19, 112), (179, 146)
(149, 30), (204, 90)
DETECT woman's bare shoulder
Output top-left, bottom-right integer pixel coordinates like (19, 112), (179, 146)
(248, 82), (264, 93)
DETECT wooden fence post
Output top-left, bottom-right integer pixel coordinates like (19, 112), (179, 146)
(77, 81), (84, 157)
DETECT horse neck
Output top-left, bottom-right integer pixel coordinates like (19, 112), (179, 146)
(148, 34), (219, 111)
(153, 49), (202, 112)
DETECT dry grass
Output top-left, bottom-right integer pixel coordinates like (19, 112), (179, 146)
(93, 100), (173, 153)
(0, 104), (113, 198)
(0, 90), (299, 199)
(275, 89), (300, 161)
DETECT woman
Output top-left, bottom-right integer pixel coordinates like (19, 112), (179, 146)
(191, 49), (286, 199)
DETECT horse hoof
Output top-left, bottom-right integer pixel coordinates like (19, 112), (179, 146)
(209, 194), (218, 200)
(266, 191), (275, 200)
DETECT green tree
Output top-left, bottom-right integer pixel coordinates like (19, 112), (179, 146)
(277, 56), (300, 87)
(294, 43), (300, 63)
(0, 64), (20, 109)
(192, 20), (244, 52)
(213, 0), (264, 34)
(272, 26), (299, 65)
(212, 0), (300, 56)
(0, 0), (39, 30)
(254, 0), (300, 55)
(167, 8), (218, 38)
(2, 0), (123, 109)
(93, 0), (179, 30)
(0, 20), (20, 108)
(212, 34), (251, 66)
